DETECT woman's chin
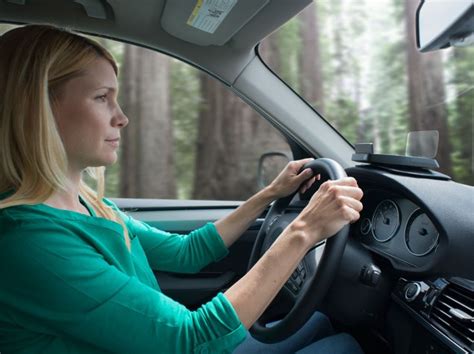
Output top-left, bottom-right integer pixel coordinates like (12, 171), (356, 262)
(89, 154), (118, 167)
(103, 156), (118, 166)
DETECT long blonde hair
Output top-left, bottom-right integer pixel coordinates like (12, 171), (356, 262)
(0, 24), (130, 249)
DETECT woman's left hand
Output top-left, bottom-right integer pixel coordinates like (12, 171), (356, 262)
(267, 158), (320, 199)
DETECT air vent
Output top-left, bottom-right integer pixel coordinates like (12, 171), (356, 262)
(430, 283), (474, 351)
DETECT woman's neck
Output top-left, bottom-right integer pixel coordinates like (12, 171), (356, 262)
(43, 170), (89, 215)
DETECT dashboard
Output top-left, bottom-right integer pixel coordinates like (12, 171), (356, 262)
(281, 164), (473, 353)
(343, 165), (474, 354)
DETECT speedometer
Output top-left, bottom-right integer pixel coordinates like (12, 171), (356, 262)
(372, 200), (400, 242)
(405, 209), (439, 256)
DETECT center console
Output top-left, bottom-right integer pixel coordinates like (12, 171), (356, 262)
(391, 277), (473, 354)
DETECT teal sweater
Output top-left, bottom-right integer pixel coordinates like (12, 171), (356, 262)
(0, 198), (247, 354)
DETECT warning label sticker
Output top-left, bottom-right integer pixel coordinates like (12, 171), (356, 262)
(187, 0), (238, 34)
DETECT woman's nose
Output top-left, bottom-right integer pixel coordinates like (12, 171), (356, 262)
(113, 106), (129, 128)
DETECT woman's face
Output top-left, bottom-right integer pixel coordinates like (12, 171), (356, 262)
(53, 57), (128, 172)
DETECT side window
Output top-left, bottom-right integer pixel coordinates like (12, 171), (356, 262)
(103, 41), (292, 201)
(0, 24), (293, 201)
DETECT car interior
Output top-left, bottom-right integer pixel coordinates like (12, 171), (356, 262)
(0, 0), (473, 353)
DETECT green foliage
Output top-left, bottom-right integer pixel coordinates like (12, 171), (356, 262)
(170, 60), (201, 199)
(325, 98), (359, 142)
(367, 37), (409, 155)
(277, 19), (302, 90)
(104, 156), (121, 197)
(446, 47), (474, 185)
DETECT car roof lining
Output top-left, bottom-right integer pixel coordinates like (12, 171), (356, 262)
(0, 0), (312, 84)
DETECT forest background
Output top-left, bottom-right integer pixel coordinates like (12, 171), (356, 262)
(1, 0), (472, 200)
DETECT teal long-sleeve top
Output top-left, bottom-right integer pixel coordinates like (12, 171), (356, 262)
(0, 197), (247, 354)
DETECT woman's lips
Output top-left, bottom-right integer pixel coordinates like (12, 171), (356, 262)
(105, 138), (120, 148)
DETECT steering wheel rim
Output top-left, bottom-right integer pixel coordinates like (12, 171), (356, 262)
(247, 158), (349, 343)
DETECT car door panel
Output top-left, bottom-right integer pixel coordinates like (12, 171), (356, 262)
(112, 198), (263, 308)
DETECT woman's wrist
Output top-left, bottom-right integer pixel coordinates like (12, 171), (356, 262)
(260, 184), (279, 203)
(287, 215), (325, 250)
(283, 218), (313, 251)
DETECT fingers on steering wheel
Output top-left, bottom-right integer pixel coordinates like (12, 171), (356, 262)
(299, 157), (315, 166)
(299, 174), (320, 194)
(332, 185), (363, 200)
(299, 168), (313, 179)
(330, 177), (359, 187)
(342, 205), (361, 223)
(337, 195), (363, 213)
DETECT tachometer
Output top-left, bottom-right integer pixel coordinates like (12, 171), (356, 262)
(405, 209), (439, 256)
(360, 218), (372, 235)
(372, 200), (400, 242)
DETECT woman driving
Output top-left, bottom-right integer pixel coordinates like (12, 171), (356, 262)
(0, 25), (364, 354)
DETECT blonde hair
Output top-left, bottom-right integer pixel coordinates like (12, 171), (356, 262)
(0, 24), (130, 249)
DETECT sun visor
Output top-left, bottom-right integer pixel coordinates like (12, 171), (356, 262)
(1, 0), (113, 21)
(161, 0), (269, 46)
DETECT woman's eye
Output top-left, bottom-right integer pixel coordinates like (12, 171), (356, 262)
(95, 94), (107, 102)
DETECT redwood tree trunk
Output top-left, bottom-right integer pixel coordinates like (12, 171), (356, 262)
(298, 2), (324, 113)
(120, 45), (176, 198)
(193, 35), (289, 200)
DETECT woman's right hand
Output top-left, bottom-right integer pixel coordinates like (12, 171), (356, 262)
(290, 177), (364, 247)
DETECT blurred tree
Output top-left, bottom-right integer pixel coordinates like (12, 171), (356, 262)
(321, 0), (364, 142)
(193, 73), (245, 200)
(365, 0), (408, 155)
(448, 48), (474, 185)
(404, 0), (452, 176)
(171, 60), (201, 199)
(298, 2), (324, 113)
(193, 35), (290, 201)
(119, 45), (176, 198)
(274, 15), (301, 90)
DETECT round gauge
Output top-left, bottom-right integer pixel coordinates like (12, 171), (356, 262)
(360, 218), (372, 235)
(372, 200), (400, 242)
(405, 209), (439, 256)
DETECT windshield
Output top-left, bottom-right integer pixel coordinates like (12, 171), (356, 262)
(260, 0), (473, 185)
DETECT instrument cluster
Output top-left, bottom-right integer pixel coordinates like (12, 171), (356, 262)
(355, 189), (440, 267)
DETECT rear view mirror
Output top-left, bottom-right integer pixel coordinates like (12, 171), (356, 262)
(416, 0), (474, 52)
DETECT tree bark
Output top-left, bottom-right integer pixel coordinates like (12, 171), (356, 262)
(193, 35), (290, 200)
(298, 2), (324, 113)
(120, 45), (176, 198)
(452, 49), (474, 185)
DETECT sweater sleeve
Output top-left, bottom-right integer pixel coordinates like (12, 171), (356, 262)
(105, 199), (228, 273)
(0, 223), (246, 354)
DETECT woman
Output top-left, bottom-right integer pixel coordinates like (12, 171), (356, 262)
(0, 25), (364, 353)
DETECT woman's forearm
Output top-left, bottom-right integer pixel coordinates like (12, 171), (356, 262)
(224, 222), (315, 328)
(215, 158), (317, 248)
(214, 186), (277, 248)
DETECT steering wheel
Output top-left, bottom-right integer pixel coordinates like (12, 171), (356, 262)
(248, 158), (349, 343)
